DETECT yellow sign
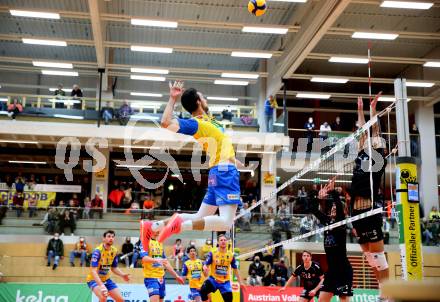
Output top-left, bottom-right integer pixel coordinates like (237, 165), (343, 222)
(263, 172), (275, 186)
(396, 159), (423, 280)
(95, 167), (106, 179)
(0, 191), (57, 208)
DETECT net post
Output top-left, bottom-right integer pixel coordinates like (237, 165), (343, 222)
(394, 78), (423, 281)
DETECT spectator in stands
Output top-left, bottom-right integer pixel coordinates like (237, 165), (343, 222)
(7, 98), (23, 120)
(83, 197), (91, 219)
(239, 202), (252, 231)
(331, 116), (343, 132)
(45, 207), (60, 234)
(300, 215), (314, 241)
(264, 95), (277, 132)
(247, 269), (263, 286)
(68, 199), (79, 220)
(69, 237), (88, 267)
(117, 100), (134, 125)
(90, 194), (103, 219)
(0, 195), (8, 225)
(14, 175), (25, 193)
(263, 268), (278, 286)
(101, 101), (114, 125)
(222, 106), (233, 121)
(0, 99), (6, 112)
(142, 193), (155, 219)
(172, 238), (184, 271)
(120, 237), (134, 268)
(59, 208), (76, 235)
(54, 83), (66, 109)
(273, 257), (288, 286)
(429, 206), (440, 222)
(46, 233), (64, 270)
(410, 123), (419, 157)
(71, 84), (83, 110)
(248, 256), (266, 278)
(28, 196), (37, 218)
(130, 239), (142, 268)
(201, 239), (213, 259)
(319, 121), (332, 141)
(12, 192), (24, 217)
(304, 117), (315, 152)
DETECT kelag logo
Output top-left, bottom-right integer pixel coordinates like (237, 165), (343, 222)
(15, 290), (68, 302)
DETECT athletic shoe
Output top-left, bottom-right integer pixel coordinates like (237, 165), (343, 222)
(140, 220), (153, 250)
(52, 264), (58, 270)
(157, 213), (183, 243)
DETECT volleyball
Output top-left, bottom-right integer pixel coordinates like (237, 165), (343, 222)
(248, 0), (267, 17)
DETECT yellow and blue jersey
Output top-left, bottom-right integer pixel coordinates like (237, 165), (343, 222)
(86, 244), (118, 282)
(177, 115), (235, 168)
(140, 239), (166, 279)
(182, 258), (205, 289)
(204, 250), (237, 283)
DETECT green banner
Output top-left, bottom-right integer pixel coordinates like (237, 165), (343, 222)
(330, 289), (379, 302)
(0, 283), (91, 302)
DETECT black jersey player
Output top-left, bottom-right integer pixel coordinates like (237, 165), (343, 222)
(281, 251), (324, 302)
(350, 93), (389, 301)
(311, 178), (353, 302)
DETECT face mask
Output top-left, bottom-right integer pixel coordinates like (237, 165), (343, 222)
(255, 259), (260, 263)
(54, 237), (59, 240)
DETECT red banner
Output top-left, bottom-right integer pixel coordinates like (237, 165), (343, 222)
(241, 286), (304, 302)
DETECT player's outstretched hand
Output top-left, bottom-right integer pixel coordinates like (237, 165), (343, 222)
(176, 276), (185, 285)
(169, 80), (184, 101)
(279, 287), (286, 292)
(309, 289), (316, 297)
(357, 96), (363, 111)
(370, 91), (382, 111)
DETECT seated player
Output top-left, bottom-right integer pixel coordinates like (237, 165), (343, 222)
(311, 178), (353, 302)
(141, 81), (251, 247)
(86, 230), (130, 302)
(350, 93), (389, 301)
(140, 229), (184, 302)
(201, 234), (245, 302)
(281, 251), (324, 302)
(181, 246), (206, 302)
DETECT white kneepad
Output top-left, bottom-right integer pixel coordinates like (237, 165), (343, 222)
(370, 252), (389, 271)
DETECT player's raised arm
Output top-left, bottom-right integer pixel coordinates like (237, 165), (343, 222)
(161, 81), (184, 132)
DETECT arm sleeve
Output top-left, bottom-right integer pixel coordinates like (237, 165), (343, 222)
(90, 250), (101, 267)
(176, 118), (198, 135)
(111, 255), (119, 268)
(182, 263), (188, 276)
(316, 263), (324, 277)
(139, 243), (149, 258)
(230, 256), (238, 269)
(293, 265), (301, 277)
(204, 252), (213, 266)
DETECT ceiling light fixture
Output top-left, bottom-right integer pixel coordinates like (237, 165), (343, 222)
(130, 92), (163, 97)
(119, 145), (162, 150)
(352, 32), (399, 40)
(130, 67), (169, 74)
(231, 51), (273, 59)
(130, 75), (166, 81)
(242, 26), (289, 34)
(33, 61), (73, 69)
(406, 81), (435, 88)
(296, 93), (331, 99)
(130, 45), (173, 53)
(329, 56), (369, 64)
(310, 77), (349, 84)
(22, 38), (67, 47)
(0, 140), (39, 144)
(214, 80), (249, 86)
(41, 70), (78, 76)
(423, 61), (440, 68)
(380, 1), (433, 10)
(116, 164), (153, 169)
(9, 160), (47, 164)
(130, 19), (178, 28)
(10, 10), (60, 19)
(207, 96), (239, 101)
(221, 72), (259, 79)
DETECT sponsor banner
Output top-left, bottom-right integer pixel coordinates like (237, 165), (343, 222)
(396, 161), (423, 280)
(33, 184), (82, 193)
(91, 284), (190, 302)
(242, 285), (303, 302)
(242, 286), (379, 302)
(263, 172), (275, 186)
(0, 283), (91, 301)
(0, 191), (57, 208)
